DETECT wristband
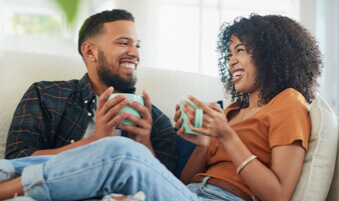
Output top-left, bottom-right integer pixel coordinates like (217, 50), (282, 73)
(236, 154), (257, 174)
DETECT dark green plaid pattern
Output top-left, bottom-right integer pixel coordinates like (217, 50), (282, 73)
(5, 74), (177, 173)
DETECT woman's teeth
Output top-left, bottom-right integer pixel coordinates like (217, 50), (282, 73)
(233, 71), (243, 77)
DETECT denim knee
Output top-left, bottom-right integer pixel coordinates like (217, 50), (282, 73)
(94, 137), (149, 156)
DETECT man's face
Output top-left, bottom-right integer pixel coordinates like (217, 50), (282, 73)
(95, 20), (140, 93)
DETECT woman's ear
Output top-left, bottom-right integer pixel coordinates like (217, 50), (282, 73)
(81, 42), (97, 62)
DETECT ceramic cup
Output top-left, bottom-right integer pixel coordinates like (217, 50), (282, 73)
(107, 93), (145, 126)
(179, 100), (204, 135)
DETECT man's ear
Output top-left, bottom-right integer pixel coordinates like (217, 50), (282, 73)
(82, 42), (97, 62)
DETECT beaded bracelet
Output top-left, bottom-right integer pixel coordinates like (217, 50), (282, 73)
(236, 154), (257, 174)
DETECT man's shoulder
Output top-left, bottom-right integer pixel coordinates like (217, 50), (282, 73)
(32, 79), (80, 90)
(30, 79), (81, 95)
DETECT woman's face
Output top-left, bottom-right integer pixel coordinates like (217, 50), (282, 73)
(228, 35), (257, 94)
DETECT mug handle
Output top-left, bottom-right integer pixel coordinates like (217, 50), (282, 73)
(194, 109), (203, 128)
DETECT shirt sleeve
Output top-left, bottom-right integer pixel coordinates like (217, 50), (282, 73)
(5, 84), (52, 159)
(150, 105), (177, 174)
(266, 90), (311, 150)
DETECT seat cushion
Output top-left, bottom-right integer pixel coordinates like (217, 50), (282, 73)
(291, 93), (338, 201)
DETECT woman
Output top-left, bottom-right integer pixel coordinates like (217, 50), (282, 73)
(0, 14), (322, 201)
(175, 14), (322, 201)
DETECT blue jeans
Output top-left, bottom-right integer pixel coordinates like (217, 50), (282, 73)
(1, 137), (255, 201)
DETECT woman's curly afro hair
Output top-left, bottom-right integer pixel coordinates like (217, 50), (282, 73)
(217, 14), (323, 107)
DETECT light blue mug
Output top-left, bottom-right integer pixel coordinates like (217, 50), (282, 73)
(179, 100), (204, 135)
(107, 93), (145, 126)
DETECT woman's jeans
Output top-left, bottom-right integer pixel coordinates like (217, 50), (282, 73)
(0, 137), (255, 201)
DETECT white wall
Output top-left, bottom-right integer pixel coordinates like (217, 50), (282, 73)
(0, 0), (337, 115)
(315, 0), (339, 115)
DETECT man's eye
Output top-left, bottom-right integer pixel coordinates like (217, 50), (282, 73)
(118, 43), (128, 45)
(237, 48), (245, 53)
(136, 44), (141, 48)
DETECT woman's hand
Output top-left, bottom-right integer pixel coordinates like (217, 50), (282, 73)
(174, 103), (210, 147)
(185, 95), (234, 141)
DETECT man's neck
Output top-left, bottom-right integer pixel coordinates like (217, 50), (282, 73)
(88, 73), (107, 96)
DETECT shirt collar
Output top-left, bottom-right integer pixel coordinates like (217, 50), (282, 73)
(80, 73), (96, 102)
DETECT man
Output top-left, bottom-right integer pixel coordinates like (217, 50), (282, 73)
(2, 9), (176, 198)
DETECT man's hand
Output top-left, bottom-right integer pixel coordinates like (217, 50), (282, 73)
(92, 87), (131, 140)
(119, 90), (154, 153)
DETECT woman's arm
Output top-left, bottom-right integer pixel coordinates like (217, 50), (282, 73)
(174, 103), (211, 184)
(186, 95), (307, 201)
(219, 132), (305, 201)
(180, 144), (209, 184)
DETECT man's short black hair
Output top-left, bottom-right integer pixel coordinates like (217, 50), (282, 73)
(78, 9), (134, 56)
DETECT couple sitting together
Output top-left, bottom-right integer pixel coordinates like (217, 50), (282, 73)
(0, 9), (322, 201)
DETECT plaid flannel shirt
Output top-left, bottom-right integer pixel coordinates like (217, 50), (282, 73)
(5, 74), (177, 173)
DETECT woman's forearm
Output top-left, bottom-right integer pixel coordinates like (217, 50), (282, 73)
(218, 133), (305, 201)
(180, 145), (209, 185)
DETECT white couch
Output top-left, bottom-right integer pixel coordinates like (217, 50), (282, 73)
(0, 50), (338, 201)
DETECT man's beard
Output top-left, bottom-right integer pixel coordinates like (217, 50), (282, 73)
(97, 51), (137, 93)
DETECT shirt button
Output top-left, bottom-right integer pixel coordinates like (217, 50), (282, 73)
(84, 100), (88, 104)
(88, 112), (92, 117)
(70, 139), (75, 144)
(92, 99), (96, 103)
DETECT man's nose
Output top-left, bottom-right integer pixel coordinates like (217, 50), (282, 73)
(127, 45), (139, 58)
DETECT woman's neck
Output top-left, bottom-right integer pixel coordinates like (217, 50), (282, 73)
(247, 91), (261, 109)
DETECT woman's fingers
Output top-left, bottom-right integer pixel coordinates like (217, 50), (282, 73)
(187, 95), (214, 116)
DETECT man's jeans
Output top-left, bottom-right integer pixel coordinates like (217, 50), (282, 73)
(1, 137), (255, 201)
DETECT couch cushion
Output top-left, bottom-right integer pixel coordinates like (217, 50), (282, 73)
(291, 93), (338, 201)
(325, 117), (339, 201)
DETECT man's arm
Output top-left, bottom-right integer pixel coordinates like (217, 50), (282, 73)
(31, 136), (98, 156)
(117, 90), (177, 173)
(32, 87), (134, 156)
(118, 90), (155, 155)
(5, 84), (52, 159)
(149, 105), (177, 174)
(7, 86), (132, 158)
(5, 83), (97, 158)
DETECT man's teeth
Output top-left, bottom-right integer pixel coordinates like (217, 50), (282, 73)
(121, 63), (135, 70)
(233, 71), (243, 77)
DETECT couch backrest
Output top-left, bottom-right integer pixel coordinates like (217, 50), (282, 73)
(325, 117), (339, 201)
(0, 50), (228, 159)
(291, 93), (339, 201)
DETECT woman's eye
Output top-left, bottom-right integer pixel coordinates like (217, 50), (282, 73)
(119, 42), (128, 45)
(237, 48), (245, 53)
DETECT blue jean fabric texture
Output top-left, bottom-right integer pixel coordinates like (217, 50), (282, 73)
(0, 137), (253, 201)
